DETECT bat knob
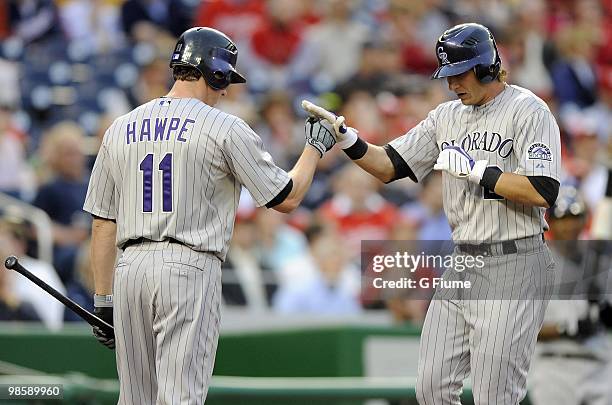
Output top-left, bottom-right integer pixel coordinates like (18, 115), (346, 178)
(4, 256), (18, 270)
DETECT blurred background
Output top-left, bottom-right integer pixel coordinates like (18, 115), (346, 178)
(0, 0), (610, 404)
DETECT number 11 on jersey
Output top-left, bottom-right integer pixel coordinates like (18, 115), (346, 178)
(139, 153), (173, 213)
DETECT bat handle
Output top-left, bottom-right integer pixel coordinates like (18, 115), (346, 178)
(4, 255), (114, 333)
(338, 123), (347, 134)
(5, 255), (18, 270)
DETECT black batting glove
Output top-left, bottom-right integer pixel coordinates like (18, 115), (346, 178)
(573, 318), (600, 341)
(304, 116), (336, 157)
(93, 295), (115, 350)
(600, 301), (612, 329)
(561, 317), (601, 342)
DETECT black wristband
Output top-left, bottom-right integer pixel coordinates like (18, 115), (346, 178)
(479, 166), (503, 191)
(343, 137), (368, 160)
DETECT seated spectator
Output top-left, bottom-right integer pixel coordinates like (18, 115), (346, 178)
(245, 0), (311, 90)
(290, 0), (370, 91)
(253, 207), (309, 278)
(273, 222), (361, 315)
(384, 0), (445, 75)
(126, 54), (173, 107)
(7, 0), (60, 44)
(194, 0), (266, 45)
(222, 194), (277, 309)
(0, 216), (65, 329)
(0, 61), (34, 200)
(216, 84), (258, 125)
(57, 0), (126, 53)
(561, 112), (609, 217)
(300, 149), (343, 210)
(501, 1), (554, 99)
(64, 238), (95, 322)
(530, 186), (612, 405)
(336, 91), (386, 143)
(551, 25), (600, 111)
(334, 38), (403, 101)
(121, 0), (193, 40)
(319, 163), (400, 259)
(250, 0), (307, 67)
(402, 171), (452, 242)
(0, 219), (40, 322)
(0, 2), (9, 39)
(382, 217), (434, 323)
(33, 121), (90, 282)
(253, 91), (304, 169)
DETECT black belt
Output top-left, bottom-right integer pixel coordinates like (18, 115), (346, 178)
(457, 240), (518, 256)
(540, 352), (600, 361)
(121, 237), (183, 250)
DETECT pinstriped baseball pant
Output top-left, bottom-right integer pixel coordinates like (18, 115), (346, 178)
(416, 239), (556, 405)
(113, 241), (221, 405)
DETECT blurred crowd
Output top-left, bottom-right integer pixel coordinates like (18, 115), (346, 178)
(0, 0), (610, 329)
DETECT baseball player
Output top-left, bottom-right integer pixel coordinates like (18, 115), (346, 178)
(83, 27), (336, 404)
(529, 186), (612, 405)
(304, 23), (561, 404)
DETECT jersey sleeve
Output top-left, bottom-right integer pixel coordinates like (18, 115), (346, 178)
(386, 108), (440, 182)
(514, 108), (561, 181)
(223, 119), (291, 207)
(83, 142), (116, 220)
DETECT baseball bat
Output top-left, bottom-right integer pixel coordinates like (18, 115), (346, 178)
(4, 256), (114, 334)
(301, 100), (347, 133)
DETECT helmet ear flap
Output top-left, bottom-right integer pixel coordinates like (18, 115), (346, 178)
(475, 38), (501, 83)
(205, 70), (231, 90)
(474, 57), (501, 83)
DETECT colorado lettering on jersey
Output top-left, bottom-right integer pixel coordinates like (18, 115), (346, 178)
(440, 131), (513, 159)
(126, 117), (195, 145)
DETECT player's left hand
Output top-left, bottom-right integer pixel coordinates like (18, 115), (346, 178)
(304, 116), (336, 157)
(434, 145), (488, 184)
(301, 100), (358, 149)
(93, 295), (115, 350)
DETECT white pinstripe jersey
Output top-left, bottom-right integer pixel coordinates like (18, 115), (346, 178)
(389, 84), (561, 242)
(84, 97), (290, 260)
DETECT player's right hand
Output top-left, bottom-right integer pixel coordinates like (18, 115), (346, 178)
(93, 306), (115, 350)
(304, 116), (336, 157)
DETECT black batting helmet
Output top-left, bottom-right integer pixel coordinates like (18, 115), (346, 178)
(548, 186), (588, 220)
(431, 23), (501, 83)
(170, 27), (246, 90)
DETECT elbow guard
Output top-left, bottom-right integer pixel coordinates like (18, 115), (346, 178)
(383, 144), (417, 183)
(265, 179), (293, 208)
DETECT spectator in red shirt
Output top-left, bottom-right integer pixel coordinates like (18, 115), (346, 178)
(0, 2), (9, 39)
(194, 0), (265, 44)
(250, 0), (306, 66)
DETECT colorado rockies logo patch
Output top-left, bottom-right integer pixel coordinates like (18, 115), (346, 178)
(527, 143), (552, 161)
(437, 46), (450, 65)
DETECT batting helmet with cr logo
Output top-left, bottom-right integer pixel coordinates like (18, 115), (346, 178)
(170, 27), (247, 90)
(431, 23), (501, 83)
